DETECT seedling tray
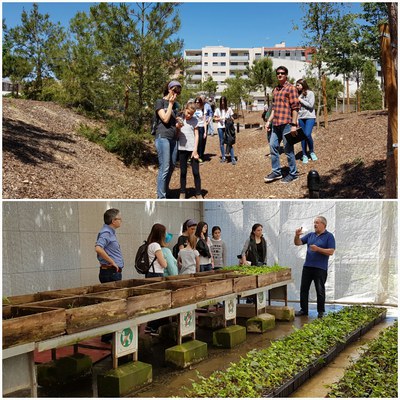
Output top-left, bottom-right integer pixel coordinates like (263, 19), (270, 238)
(25, 295), (127, 334)
(257, 268), (292, 288)
(3, 305), (66, 348)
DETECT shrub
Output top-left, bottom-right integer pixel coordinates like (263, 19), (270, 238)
(103, 120), (152, 166)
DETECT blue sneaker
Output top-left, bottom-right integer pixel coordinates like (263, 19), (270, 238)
(281, 174), (299, 184)
(302, 155), (309, 164)
(310, 152), (318, 161)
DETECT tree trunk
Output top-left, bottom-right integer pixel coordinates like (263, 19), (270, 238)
(321, 73), (328, 128)
(380, 22), (398, 198)
(346, 77), (350, 112)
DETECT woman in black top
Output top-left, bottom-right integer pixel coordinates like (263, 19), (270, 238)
(241, 223), (267, 266)
(154, 80), (182, 199)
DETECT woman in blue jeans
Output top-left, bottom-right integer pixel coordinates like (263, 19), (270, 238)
(154, 81), (182, 198)
(296, 79), (317, 164)
(214, 96), (236, 164)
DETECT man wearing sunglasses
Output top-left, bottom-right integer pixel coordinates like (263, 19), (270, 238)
(264, 66), (300, 184)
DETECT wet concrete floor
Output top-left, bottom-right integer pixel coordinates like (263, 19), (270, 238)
(37, 304), (397, 398)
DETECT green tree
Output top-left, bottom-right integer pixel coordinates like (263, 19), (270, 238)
(297, 3), (342, 124)
(359, 61), (382, 110)
(305, 75), (343, 113)
(5, 3), (67, 99)
(222, 74), (250, 114)
(359, 2), (388, 61)
(60, 11), (112, 112)
(246, 57), (274, 103)
(202, 76), (218, 98)
(87, 2), (184, 130)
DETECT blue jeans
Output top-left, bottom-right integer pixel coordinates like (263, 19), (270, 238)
(200, 263), (212, 272)
(270, 124), (297, 177)
(99, 269), (122, 283)
(208, 121), (214, 135)
(155, 136), (178, 199)
(217, 128), (225, 159)
(299, 118), (315, 155)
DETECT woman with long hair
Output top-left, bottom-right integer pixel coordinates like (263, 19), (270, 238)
(154, 81), (182, 198)
(296, 79), (317, 164)
(241, 223), (267, 266)
(214, 96), (236, 164)
(195, 221), (214, 272)
(146, 223), (168, 278)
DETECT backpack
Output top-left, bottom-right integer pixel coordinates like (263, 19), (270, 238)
(224, 117), (236, 146)
(172, 242), (180, 259)
(134, 241), (156, 274)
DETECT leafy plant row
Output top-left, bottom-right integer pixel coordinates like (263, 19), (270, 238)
(327, 320), (398, 398)
(222, 264), (289, 275)
(185, 306), (386, 398)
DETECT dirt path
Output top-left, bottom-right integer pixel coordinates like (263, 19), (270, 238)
(2, 98), (389, 199)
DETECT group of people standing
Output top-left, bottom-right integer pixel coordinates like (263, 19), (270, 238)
(153, 81), (236, 199)
(95, 208), (336, 337)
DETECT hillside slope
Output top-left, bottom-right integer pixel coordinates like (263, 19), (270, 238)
(2, 98), (389, 199)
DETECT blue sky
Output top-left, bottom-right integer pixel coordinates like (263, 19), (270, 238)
(2, 1), (363, 50)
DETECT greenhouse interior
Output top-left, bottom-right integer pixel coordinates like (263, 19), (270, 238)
(2, 200), (398, 398)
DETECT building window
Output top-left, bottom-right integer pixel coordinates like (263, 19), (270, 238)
(204, 53), (208, 56)
(213, 53), (218, 57)
(286, 51), (291, 57)
(221, 62), (226, 66)
(213, 62), (218, 65)
(204, 62), (208, 66)
(231, 52), (238, 56)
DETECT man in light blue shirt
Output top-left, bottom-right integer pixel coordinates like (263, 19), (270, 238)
(95, 208), (124, 283)
(294, 216), (335, 318)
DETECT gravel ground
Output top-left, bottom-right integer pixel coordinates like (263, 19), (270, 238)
(2, 98), (389, 199)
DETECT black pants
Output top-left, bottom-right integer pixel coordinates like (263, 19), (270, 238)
(300, 266), (327, 313)
(197, 127), (206, 159)
(179, 150), (201, 195)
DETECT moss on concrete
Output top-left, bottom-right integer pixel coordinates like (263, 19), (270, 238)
(246, 313), (275, 333)
(165, 340), (208, 368)
(212, 325), (246, 348)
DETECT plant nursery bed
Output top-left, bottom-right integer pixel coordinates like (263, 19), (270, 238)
(86, 287), (172, 316)
(181, 277), (234, 298)
(25, 296), (127, 334)
(256, 268), (292, 288)
(140, 281), (207, 307)
(3, 305), (66, 348)
(185, 306), (387, 398)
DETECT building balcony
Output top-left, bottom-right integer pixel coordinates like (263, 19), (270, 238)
(229, 65), (247, 71)
(185, 55), (202, 62)
(229, 56), (249, 62)
(187, 65), (202, 72)
(189, 74), (202, 81)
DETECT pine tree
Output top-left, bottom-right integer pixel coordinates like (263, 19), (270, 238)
(5, 3), (66, 99)
(359, 61), (382, 111)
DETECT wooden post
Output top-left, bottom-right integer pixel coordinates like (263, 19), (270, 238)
(380, 23), (398, 198)
(321, 73), (328, 128)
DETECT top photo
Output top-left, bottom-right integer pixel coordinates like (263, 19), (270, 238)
(2, 2), (398, 200)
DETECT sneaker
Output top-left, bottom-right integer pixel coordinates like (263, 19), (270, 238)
(198, 158), (203, 163)
(232, 159), (237, 165)
(310, 152), (318, 161)
(195, 194), (204, 199)
(302, 155), (309, 164)
(144, 326), (153, 334)
(187, 158), (192, 165)
(281, 174), (299, 184)
(295, 310), (308, 317)
(220, 157), (226, 163)
(318, 312), (324, 319)
(179, 192), (186, 200)
(264, 172), (283, 183)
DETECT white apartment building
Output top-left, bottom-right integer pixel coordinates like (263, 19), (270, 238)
(184, 42), (363, 110)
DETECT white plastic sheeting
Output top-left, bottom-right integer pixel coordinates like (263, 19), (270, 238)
(203, 201), (397, 306)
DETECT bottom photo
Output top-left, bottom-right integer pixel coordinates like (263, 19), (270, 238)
(2, 200), (398, 398)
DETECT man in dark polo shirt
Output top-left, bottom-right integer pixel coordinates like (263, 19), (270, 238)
(294, 216), (336, 318)
(264, 65), (300, 184)
(95, 208), (124, 283)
